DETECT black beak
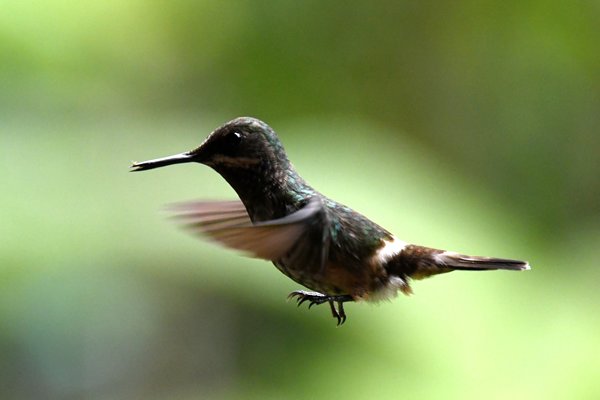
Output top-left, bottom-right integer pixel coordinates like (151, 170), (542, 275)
(130, 152), (196, 172)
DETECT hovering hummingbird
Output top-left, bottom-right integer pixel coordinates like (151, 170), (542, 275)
(131, 117), (530, 325)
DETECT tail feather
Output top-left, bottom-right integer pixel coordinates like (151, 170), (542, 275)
(389, 244), (530, 282)
(435, 251), (531, 271)
(382, 243), (529, 296)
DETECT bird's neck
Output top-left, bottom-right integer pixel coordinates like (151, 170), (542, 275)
(214, 164), (316, 222)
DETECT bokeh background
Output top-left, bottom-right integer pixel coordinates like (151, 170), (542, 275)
(2, 1), (599, 399)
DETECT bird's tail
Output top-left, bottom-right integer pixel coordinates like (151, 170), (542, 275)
(392, 244), (530, 281)
(434, 250), (530, 272)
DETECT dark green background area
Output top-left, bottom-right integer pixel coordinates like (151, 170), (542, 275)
(1, 2), (598, 399)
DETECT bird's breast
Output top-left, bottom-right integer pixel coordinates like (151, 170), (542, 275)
(273, 256), (389, 298)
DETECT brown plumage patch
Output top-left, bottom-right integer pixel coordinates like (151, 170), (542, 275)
(386, 244), (451, 280)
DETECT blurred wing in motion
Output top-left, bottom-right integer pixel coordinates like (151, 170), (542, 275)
(170, 197), (323, 261)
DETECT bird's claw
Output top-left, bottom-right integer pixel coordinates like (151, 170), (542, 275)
(288, 290), (327, 305)
(328, 301), (347, 326)
(287, 290), (353, 326)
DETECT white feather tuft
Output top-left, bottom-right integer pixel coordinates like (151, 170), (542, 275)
(368, 276), (409, 302)
(373, 236), (407, 264)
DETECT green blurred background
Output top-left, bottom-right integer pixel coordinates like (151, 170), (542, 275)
(2, 1), (599, 399)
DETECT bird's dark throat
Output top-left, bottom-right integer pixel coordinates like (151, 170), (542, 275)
(210, 162), (314, 223)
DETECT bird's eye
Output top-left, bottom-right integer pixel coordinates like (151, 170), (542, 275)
(226, 131), (242, 146)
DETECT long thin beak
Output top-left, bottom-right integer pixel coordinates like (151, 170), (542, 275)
(130, 152), (196, 172)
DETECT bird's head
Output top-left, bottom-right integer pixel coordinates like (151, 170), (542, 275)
(130, 117), (290, 175)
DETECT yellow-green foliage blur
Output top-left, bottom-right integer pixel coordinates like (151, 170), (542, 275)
(1, 2), (599, 399)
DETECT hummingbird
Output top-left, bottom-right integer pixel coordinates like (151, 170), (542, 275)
(131, 117), (530, 325)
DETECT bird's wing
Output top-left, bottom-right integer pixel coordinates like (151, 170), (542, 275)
(170, 197), (325, 261)
(277, 201), (331, 274)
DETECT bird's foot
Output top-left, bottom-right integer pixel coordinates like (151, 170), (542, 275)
(287, 290), (353, 326)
